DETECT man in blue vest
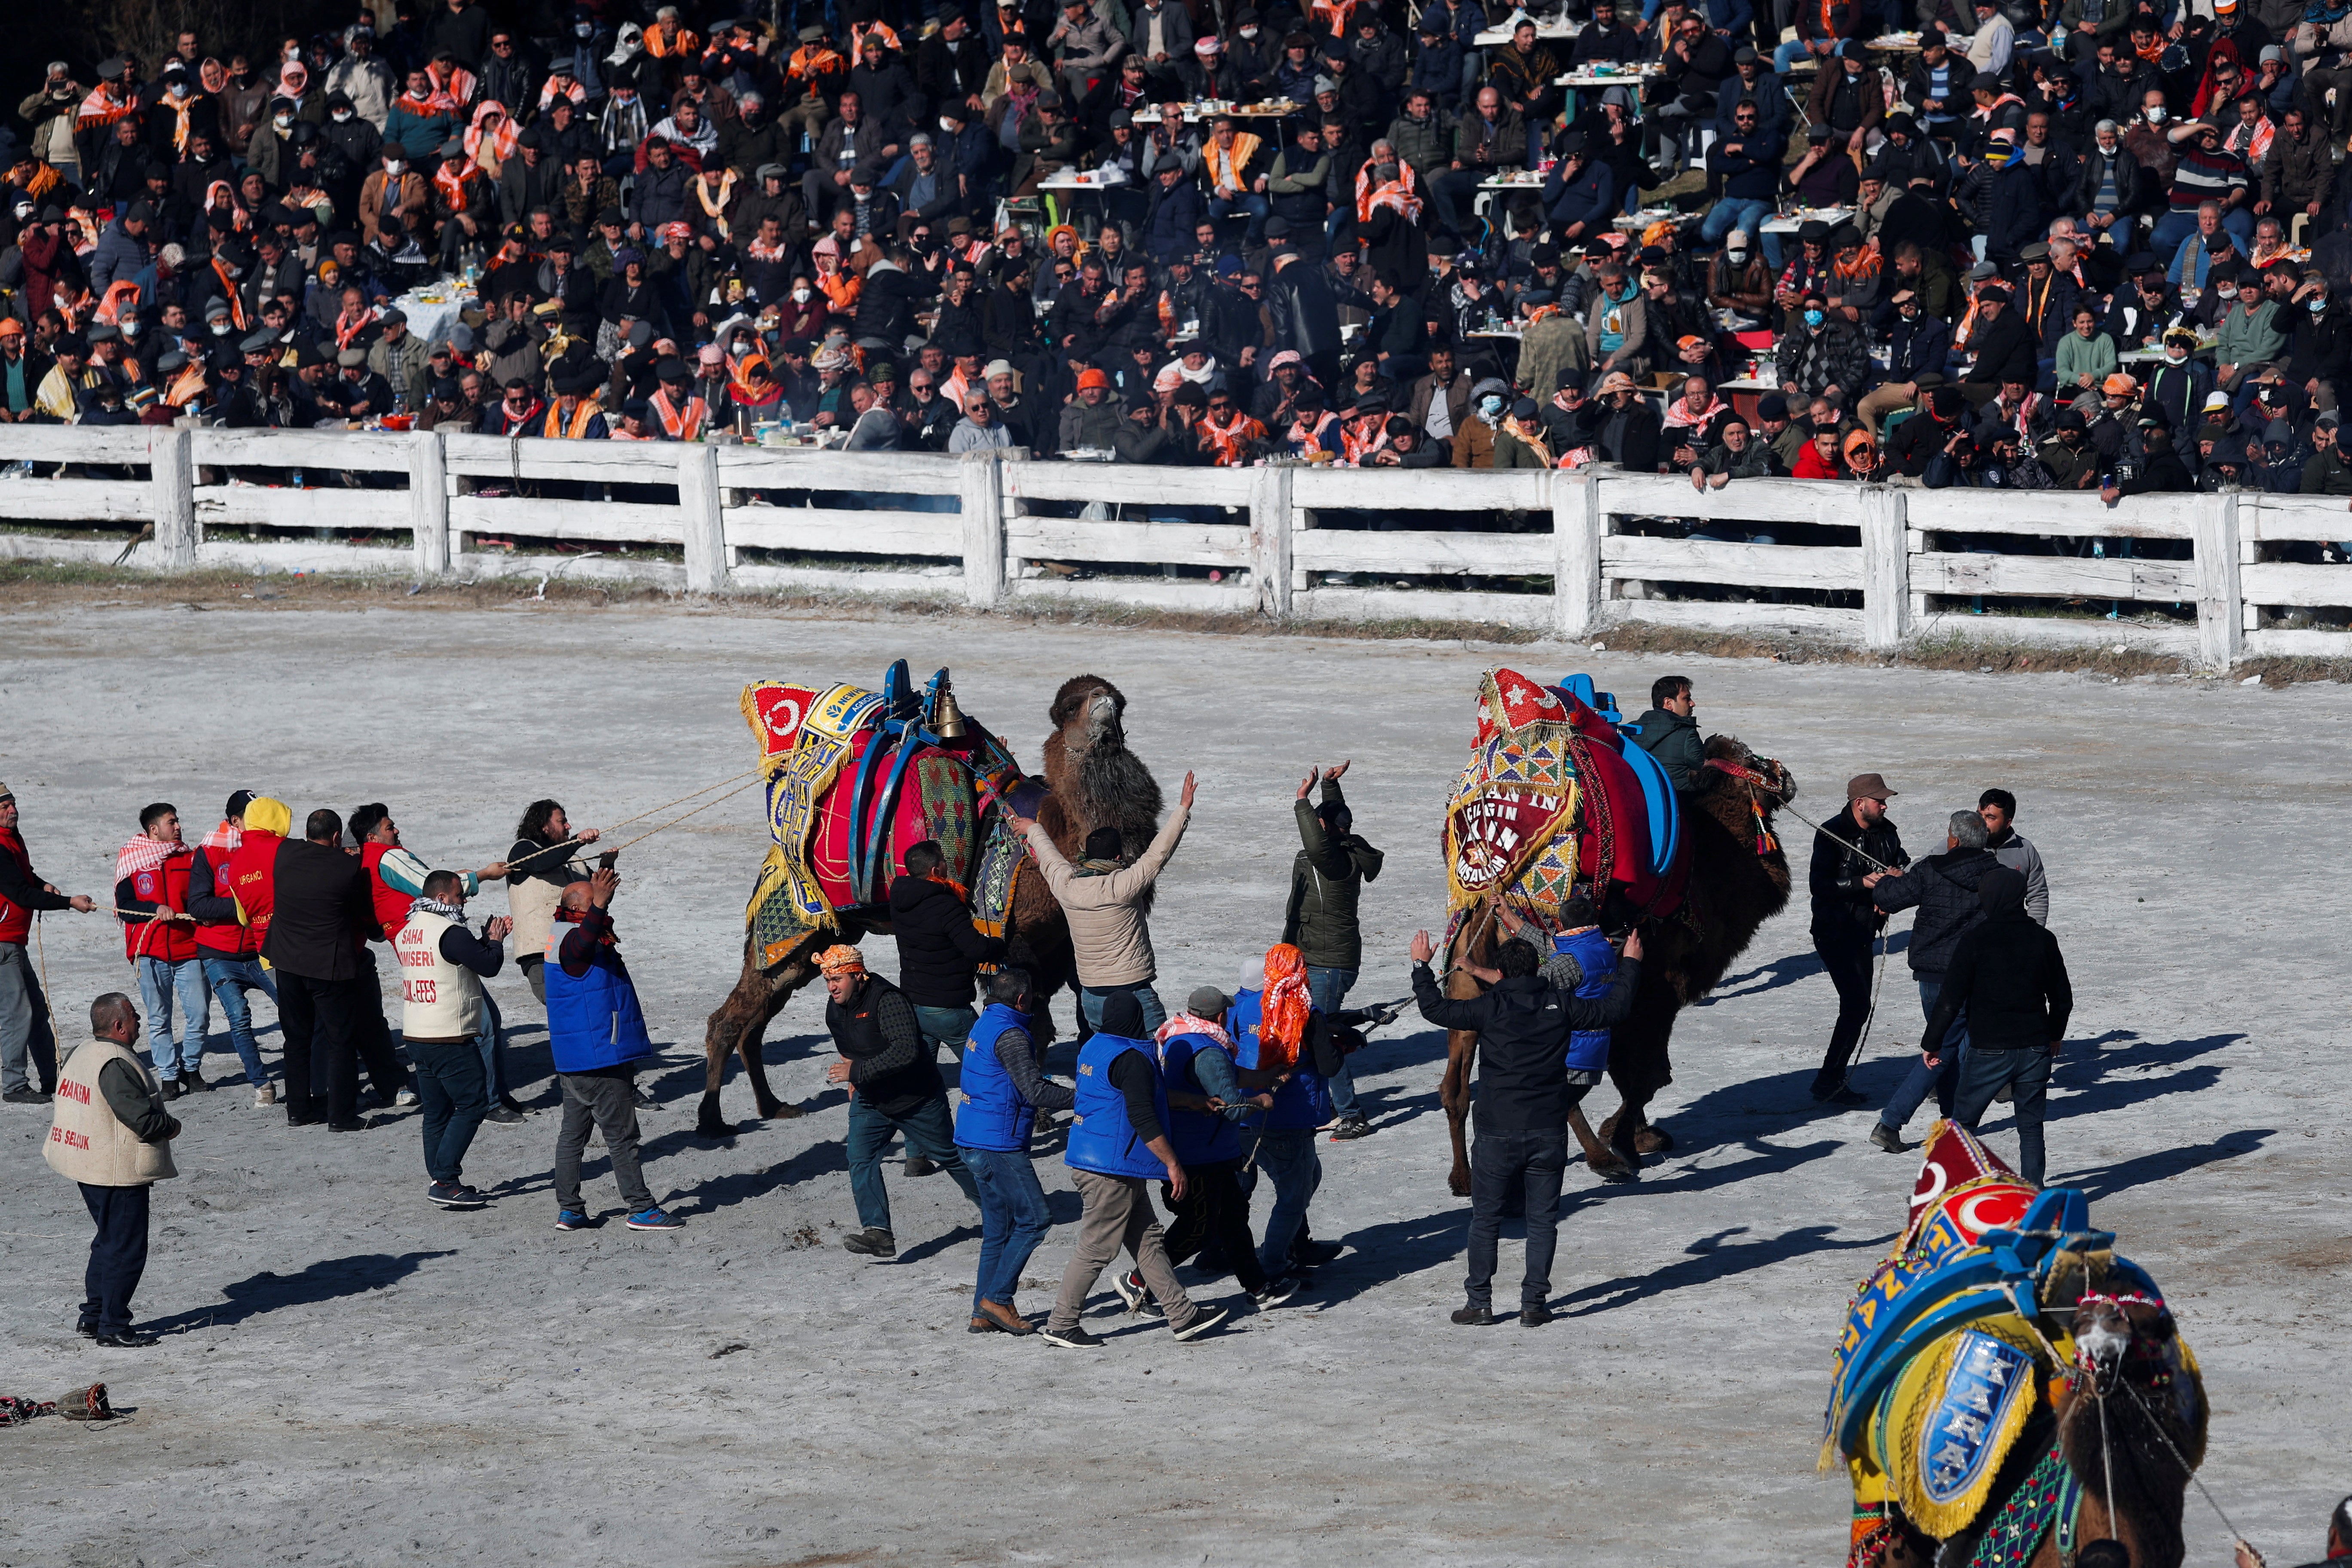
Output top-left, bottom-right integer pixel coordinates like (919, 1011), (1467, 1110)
(1410, 921), (1644, 1326)
(548, 867), (681, 1231)
(820, 943), (983, 1259)
(1041, 990), (1230, 1348)
(1231, 944), (1344, 1281)
(1153, 986), (1295, 1308)
(952, 965), (1074, 1336)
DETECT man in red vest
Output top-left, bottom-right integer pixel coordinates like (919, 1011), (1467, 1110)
(187, 790), (281, 1108)
(114, 803), (210, 1099)
(1, 782), (98, 1103)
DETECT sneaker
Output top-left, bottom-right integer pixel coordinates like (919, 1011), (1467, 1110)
(1112, 1267), (1149, 1313)
(904, 1156), (939, 1178)
(95, 1330), (160, 1348)
(427, 1182), (488, 1210)
(1868, 1123), (1910, 1154)
(1327, 1115), (1375, 1141)
(394, 1087), (420, 1108)
(75, 1320), (98, 1339)
(978, 1300), (1035, 1336)
(1251, 1275), (1300, 1308)
(1, 1087), (49, 1104)
(1451, 1304), (1496, 1326)
(841, 1227), (897, 1257)
(1039, 1323), (1102, 1349)
(1170, 1305), (1230, 1342)
(252, 1083), (276, 1108)
(483, 1104), (525, 1124)
(625, 1207), (684, 1230)
(1520, 1305), (1556, 1327)
(554, 1209), (594, 1231)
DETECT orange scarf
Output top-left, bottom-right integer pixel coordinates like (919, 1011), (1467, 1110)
(465, 104), (519, 168)
(434, 158), (482, 211)
(1354, 158), (1424, 224)
(426, 62), (475, 108)
(651, 388), (708, 439)
(211, 260), (250, 331)
(1205, 132), (1261, 191)
(542, 398), (601, 438)
(1202, 409), (1265, 465)
(334, 306), (377, 351)
(1258, 943), (1311, 1068)
(646, 21), (701, 58)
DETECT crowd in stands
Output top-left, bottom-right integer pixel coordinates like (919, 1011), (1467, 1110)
(6, 0), (2352, 496)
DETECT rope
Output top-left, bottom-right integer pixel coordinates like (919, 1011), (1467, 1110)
(1841, 924), (1888, 1095)
(1779, 796), (1905, 876)
(596, 775), (766, 853)
(2098, 1388), (2117, 1540)
(503, 769), (764, 874)
(2117, 1371), (2257, 1556)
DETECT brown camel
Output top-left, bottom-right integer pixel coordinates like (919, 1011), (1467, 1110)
(693, 674), (1162, 1136)
(1860, 1289), (2206, 1568)
(1439, 735), (1797, 1193)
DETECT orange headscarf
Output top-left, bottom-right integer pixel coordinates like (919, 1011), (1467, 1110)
(1258, 943), (1311, 1069)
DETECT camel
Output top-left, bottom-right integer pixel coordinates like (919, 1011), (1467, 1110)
(1859, 1289), (2207, 1568)
(693, 674), (1163, 1137)
(1438, 735), (1797, 1192)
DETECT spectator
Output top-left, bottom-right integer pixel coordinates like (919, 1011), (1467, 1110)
(45, 994), (180, 1347)
(1977, 788), (2050, 925)
(1280, 763), (1382, 1137)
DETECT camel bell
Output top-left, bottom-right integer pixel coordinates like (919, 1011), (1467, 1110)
(933, 685), (967, 739)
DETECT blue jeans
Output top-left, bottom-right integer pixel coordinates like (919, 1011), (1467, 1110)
(1877, 978), (1966, 1133)
(1701, 196), (1782, 270)
(845, 1093), (980, 1234)
(913, 1004), (977, 1059)
(1951, 1045), (2053, 1185)
(411, 1035), (489, 1186)
(1208, 190), (1269, 243)
(1078, 983), (1165, 1034)
(477, 991), (506, 1100)
(1252, 1127), (1322, 1278)
(2150, 208), (2255, 269)
(1466, 1122), (1569, 1311)
(200, 955), (278, 1086)
(1774, 37), (1825, 71)
(961, 1145), (1052, 1314)
(136, 955), (211, 1079)
(1308, 965), (1361, 1118)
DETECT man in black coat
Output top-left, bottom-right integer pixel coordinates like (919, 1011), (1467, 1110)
(888, 839), (1008, 1056)
(1807, 773), (1910, 1104)
(1926, 868), (2073, 1183)
(1410, 925), (1644, 1327)
(1267, 250), (1341, 391)
(1864, 808), (2001, 1151)
(262, 808), (408, 1130)
(1960, 285), (2038, 407)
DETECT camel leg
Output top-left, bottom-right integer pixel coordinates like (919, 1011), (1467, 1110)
(735, 1001), (796, 1123)
(1568, 1102), (1636, 1183)
(1440, 1031), (1476, 1199)
(699, 939), (796, 1136)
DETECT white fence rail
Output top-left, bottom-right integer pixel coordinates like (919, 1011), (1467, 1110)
(2, 423), (2347, 665)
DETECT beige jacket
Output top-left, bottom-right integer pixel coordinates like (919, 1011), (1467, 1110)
(1021, 799), (1190, 988)
(46, 1039), (177, 1186)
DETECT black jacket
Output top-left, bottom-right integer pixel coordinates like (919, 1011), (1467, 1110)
(1628, 707), (1704, 792)
(259, 839), (375, 982)
(1809, 803), (1909, 939)
(1923, 870), (2071, 1054)
(826, 972), (943, 1117)
(1870, 845), (1996, 978)
(888, 873), (1005, 1008)
(1410, 960), (1641, 1131)
(1963, 306), (2040, 389)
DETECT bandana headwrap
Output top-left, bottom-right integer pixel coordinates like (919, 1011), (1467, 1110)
(815, 944), (867, 977)
(1258, 942), (1311, 1068)
(200, 818), (243, 856)
(1154, 1012), (1236, 1050)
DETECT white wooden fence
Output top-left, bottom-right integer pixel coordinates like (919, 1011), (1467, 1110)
(2, 423), (2347, 666)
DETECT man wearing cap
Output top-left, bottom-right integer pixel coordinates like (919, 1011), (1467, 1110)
(89, 201), (157, 295)
(1807, 773), (1909, 1105)
(819, 943), (983, 1259)
(1957, 282), (2036, 407)
(2297, 410), (2352, 493)
(2101, 408), (2194, 495)
(1, 783), (98, 1102)
(1859, 291), (1954, 438)
(1541, 133), (1616, 244)
(539, 369), (608, 438)
(1899, 33), (1975, 140)
(2215, 265), (2287, 390)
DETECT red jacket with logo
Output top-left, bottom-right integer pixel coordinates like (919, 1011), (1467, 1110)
(188, 843), (264, 957)
(223, 831), (286, 950)
(359, 842), (414, 943)
(117, 852), (198, 963)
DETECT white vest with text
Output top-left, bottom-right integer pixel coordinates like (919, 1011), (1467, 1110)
(45, 1038), (177, 1186)
(396, 909), (485, 1038)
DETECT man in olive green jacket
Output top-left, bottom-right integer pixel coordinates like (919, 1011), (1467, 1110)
(1282, 763), (1384, 1138)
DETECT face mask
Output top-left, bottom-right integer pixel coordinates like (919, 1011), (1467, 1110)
(1803, 309), (1825, 328)
(211, 321), (231, 335)
(2165, 347), (2188, 364)
(940, 117), (957, 132)
(2215, 286), (2236, 301)
(1479, 395), (1504, 416)
(171, 83), (190, 98)
(1241, 24), (1259, 36)
(1726, 248), (1748, 264)
(385, 159), (404, 174)
(333, 109), (353, 122)
(2314, 298), (2330, 314)
(1900, 306), (1919, 319)
(2147, 106), (2165, 123)
(275, 114), (293, 129)
(576, 22), (594, 37)
(793, 287), (812, 303)
(286, 46), (303, 61)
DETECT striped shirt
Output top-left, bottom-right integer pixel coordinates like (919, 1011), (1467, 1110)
(2168, 144), (2248, 214)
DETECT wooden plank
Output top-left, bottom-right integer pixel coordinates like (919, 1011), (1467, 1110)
(719, 445), (964, 495)
(1902, 488), (2198, 539)
(1601, 599), (1862, 635)
(1007, 517), (1251, 567)
(1602, 534), (1862, 590)
(2245, 625), (2352, 657)
(1291, 528), (1556, 576)
(2246, 494), (2352, 542)
(440, 432), (684, 484)
(194, 486), (410, 530)
(1290, 466), (1548, 512)
(2241, 560), (2352, 608)
(189, 427), (421, 472)
(1006, 460), (1252, 508)
(1596, 473), (1862, 528)
(1910, 610), (2199, 655)
(1910, 550), (2193, 602)
(729, 562), (963, 597)
(0, 426), (159, 465)
(0, 479), (152, 524)
(1294, 586), (1553, 628)
(450, 496), (683, 543)
(1008, 576), (1256, 614)
(724, 507), (964, 557)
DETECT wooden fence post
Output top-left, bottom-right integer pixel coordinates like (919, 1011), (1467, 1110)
(1250, 463), (1293, 620)
(959, 449), (1008, 607)
(1859, 484), (1910, 652)
(679, 443), (729, 594)
(2194, 490), (2245, 669)
(1553, 469), (1602, 640)
(409, 429), (449, 577)
(149, 426), (196, 569)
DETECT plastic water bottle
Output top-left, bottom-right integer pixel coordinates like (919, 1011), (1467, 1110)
(291, 469), (304, 490)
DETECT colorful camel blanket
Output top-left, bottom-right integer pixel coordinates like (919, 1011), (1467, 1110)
(1442, 667), (1680, 932)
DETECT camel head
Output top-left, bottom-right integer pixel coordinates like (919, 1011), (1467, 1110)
(1041, 674), (1164, 866)
(2056, 1282), (2204, 1557)
(1050, 674), (1129, 759)
(1701, 734), (1798, 806)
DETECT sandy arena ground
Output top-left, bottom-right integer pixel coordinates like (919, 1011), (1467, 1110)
(0, 601), (2344, 1568)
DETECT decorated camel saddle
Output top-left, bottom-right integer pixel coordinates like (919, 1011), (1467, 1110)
(738, 661), (1033, 965)
(1827, 1123), (2207, 1567)
(1440, 667), (1689, 939)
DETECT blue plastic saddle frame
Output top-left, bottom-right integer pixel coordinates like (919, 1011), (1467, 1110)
(1558, 672), (1680, 882)
(842, 660), (955, 907)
